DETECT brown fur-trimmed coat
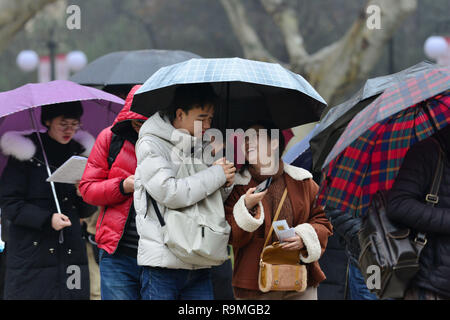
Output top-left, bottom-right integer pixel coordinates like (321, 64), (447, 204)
(224, 163), (333, 297)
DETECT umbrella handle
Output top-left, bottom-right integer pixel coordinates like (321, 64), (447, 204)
(29, 110), (64, 244)
(59, 230), (64, 244)
(49, 179), (64, 244)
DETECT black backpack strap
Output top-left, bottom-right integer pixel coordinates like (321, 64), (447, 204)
(145, 192), (165, 227)
(107, 133), (126, 169)
(426, 138), (445, 205)
(414, 137), (445, 250)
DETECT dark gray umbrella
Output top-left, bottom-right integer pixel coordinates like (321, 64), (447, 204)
(69, 49), (201, 87)
(309, 61), (437, 176)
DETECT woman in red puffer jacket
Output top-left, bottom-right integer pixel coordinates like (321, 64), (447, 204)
(79, 85), (147, 300)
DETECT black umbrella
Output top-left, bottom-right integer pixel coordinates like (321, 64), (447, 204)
(131, 57), (327, 131)
(69, 49), (201, 87)
(308, 61), (438, 176)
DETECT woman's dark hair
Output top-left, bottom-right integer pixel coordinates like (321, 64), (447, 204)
(241, 119), (286, 155)
(238, 119), (286, 172)
(163, 83), (218, 122)
(40, 101), (83, 128)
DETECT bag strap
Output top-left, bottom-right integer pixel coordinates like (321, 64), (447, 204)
(107, 133), (126, 169)
(262, 187), (288, 250)
(142, 143), (196, 228)
(414, 137), (445, 251)
(146, 193), (166, 227)
(427, 138), (445, 204)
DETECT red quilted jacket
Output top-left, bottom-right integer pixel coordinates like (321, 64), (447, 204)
(79, 85), (147, 254)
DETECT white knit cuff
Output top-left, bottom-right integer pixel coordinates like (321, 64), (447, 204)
(294, 223), (321, 263)
(233, 195), (264, 232)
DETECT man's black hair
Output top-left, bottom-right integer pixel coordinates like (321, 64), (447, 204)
(163, 83), (218, 122)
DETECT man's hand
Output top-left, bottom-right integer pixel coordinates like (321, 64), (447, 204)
(244, 187), (268, 211)
(214, 158), (236, 187)
(210, 136), (224, 157)
(123, 175), (135, 194)
(51, 213), (72, 231)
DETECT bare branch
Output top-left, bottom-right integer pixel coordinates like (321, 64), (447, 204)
(0, 0), (60, 52)
(260, 0), (309, 67)
(222, 0), (417, 103)
(305, 0), (418, 102)
(220, 0), (278, 63)
(112, 0), (159, 48)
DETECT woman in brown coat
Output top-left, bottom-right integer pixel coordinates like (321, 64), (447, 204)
(225, 121), (332, 300)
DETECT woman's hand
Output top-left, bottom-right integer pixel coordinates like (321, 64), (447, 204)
(244, 187), (267, 211)
(281, 235), (304, 251)
(51, 213), (72, 231)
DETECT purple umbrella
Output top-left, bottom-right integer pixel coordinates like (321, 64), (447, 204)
(0, 80), (124, 242)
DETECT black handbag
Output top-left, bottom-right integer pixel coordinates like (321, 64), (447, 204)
(358, 138), (445, 299)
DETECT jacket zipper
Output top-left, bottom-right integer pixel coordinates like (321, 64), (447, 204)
(112, 202), (133, 255)
(97, 206), (108, 230)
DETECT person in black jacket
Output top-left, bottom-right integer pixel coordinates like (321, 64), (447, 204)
(387, 126), (450, 300)
(0, 102), (97, 300)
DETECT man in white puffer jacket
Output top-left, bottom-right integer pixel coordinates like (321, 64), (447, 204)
(134, 84), (236, 300)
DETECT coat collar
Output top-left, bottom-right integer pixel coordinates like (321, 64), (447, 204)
(0, 129), (95, 161)
(234, 162), (313, 186)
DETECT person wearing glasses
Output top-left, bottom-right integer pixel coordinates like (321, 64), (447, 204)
(79, 85), (149, 300)
(0, 101), (97, 299)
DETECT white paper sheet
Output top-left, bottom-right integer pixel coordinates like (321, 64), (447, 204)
(46, 156), (88, 184)
(272, 219), (296, 242)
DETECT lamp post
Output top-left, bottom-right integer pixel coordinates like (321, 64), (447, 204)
(17, 47), (87, 82)
(47, 39), (57, 81)
(388, 37), (395, 74)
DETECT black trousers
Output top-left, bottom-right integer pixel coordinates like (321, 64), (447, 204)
(0, 244), (7, 300)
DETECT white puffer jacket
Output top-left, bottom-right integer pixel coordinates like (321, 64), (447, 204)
(134, 112), (228, 269)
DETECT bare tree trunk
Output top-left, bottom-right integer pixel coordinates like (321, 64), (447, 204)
(260, 0), (309, 69)
(306, 0), (417, 101)
(220, 0), (278, 62)
(0, 0), (60, 52)
(220, 0), (418, 103)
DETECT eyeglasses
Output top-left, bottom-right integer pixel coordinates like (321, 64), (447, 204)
(57, 122), (81, 131)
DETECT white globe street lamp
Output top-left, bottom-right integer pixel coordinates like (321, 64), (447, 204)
(17, 49), (87, 82)
(16, 50), (39, 72)
(424, 36), (448, 60)
(66, 50), (87, 72)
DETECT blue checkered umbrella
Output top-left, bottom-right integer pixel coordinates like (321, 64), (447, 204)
(131, 57), (326, 130)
